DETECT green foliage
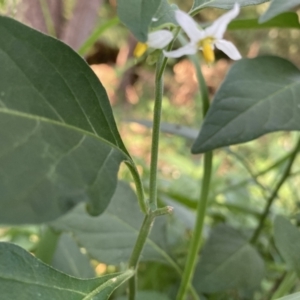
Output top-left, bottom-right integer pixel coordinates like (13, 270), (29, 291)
(2, 1), (300, 299)
(274, 216), (300, 276)
(0, 16), (131, 223)
(52, 181), (177, 267)
(228, 12), (300, 30)
(276, 292), (300, 300)
(192, 56), (300, 153)
(51, 233), (95, 278)
(192, 0), (269, 10)
(150, 0), (178, 29)
(117, 291), (171, 300)
(117, 0), (162, 41)
(0, 242), (133, 299)
(193, 225), (264, 294)
(260, 0), (300, 23)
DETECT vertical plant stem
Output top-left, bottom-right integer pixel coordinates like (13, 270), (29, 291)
(176, 50), (212, 300)
(127, 55), (166, 300)
(148, 55), (164, 211)
(176, 151), (213, 300)
(128, 214), (155, 300)
(250, 136), (300, 244)
(35, 226), (61, 264)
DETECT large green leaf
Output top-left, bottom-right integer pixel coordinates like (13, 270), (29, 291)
(0, 242), (133, 299)
(274, 216), (300, 276)
(52, 233), (95, 278)
(52, 181), (178, 267)
(117, 0), (162, 42)
(0, 16), (132, 223)
(260, 0), (300, 23)
(192, 0), (269, 11)
(192, 56), (300, 153)
(193, 225), (264, 293)
(228, 12), (300, 30)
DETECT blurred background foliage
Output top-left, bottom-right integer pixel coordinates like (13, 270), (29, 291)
(1, 0), (300, 299)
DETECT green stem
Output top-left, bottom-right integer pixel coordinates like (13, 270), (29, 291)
(250, 137), (300, 244)
(148, 55), (164, 211)
(176, 39), (212, 300)
(128, 214), (155, 269)
(157, 27), (181, 80)
(271, 272), (297, 300)
(126, 161), (148, 214)
(176, 151), (213, 300)
(127, 56), (167, 300)
(128, 213), (155, 300)
(35, 226), (61, 264)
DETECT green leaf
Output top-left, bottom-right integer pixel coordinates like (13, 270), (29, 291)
(117, 291), (171, 300)
(0, 242), (134, 299)
(0, 16), (132, 223)
(117, 0), (162, 42)
(192, 0), (269, 11)
(274, 216), (300, 276)
(260, 0), (300, 23)
(276, 292), (300, 300)
(193, 225), (264, 293)
(52, 233), (95, 278)
(228, 12), (300, 30)
(52, 181), (179, 267)
(192, 56), (300, 153)
(150, 0), (178, 29)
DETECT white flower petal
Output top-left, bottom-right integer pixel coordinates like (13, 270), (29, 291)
(205, 3), (240, 39)
(163, 43), (197, 58)
(215, 39), (241, 60)
(175, 10), (204, 42)
(148, 30), (173, 49)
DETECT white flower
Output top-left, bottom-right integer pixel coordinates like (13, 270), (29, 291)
(164, 3), (241, 64)
(134, 30), (173, 58)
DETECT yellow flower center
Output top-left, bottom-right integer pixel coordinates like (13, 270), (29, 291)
(133, 42), (148, 58)
(198, 37), (215, 64)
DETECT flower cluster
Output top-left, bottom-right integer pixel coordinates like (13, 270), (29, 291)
(134, 3), (241, 64)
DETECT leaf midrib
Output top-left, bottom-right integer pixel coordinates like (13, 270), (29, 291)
(0, 276), (86, 296)
(1, 17), (122, 146)
(200, 78), (300, 146)
(0, 107), (128, 158)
